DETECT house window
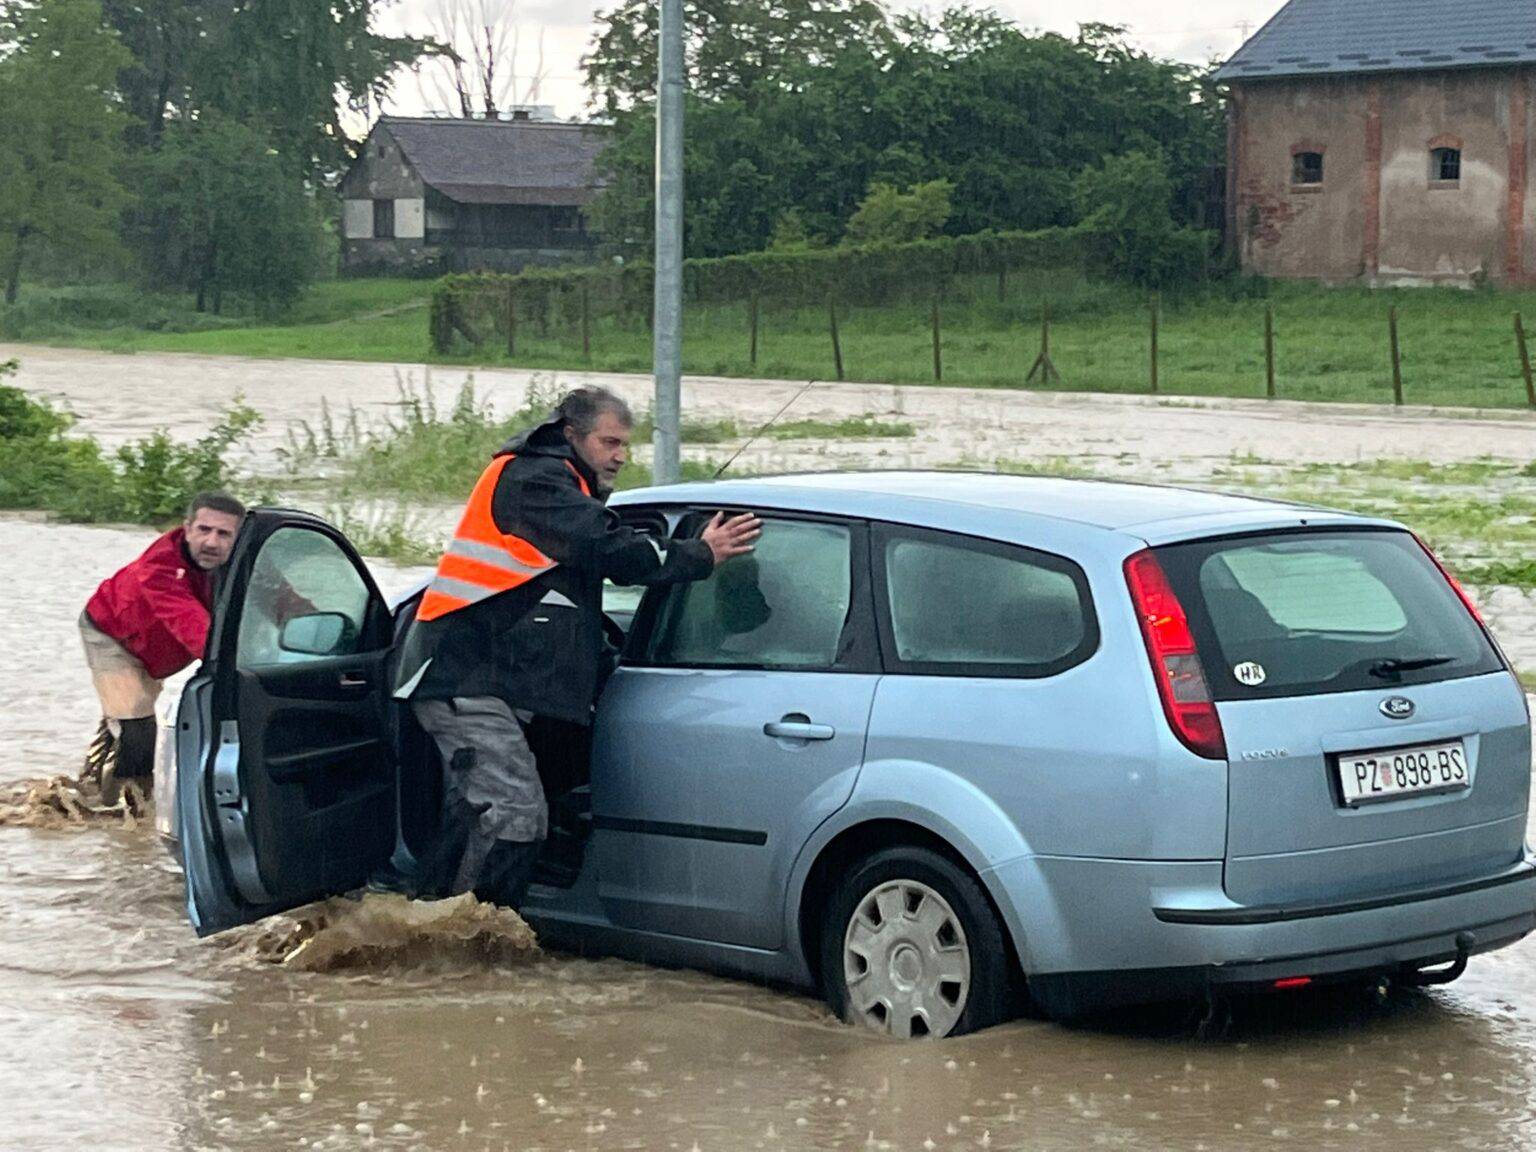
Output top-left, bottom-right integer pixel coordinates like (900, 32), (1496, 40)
(1291, 151), (1325, 186)
(1431, 146), (1461, 183)
(373, 199), (395, 240)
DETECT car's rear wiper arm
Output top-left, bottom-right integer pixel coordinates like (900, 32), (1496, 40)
(1368, 655), (1456, 679)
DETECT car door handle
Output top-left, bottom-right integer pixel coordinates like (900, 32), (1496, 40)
(338, 673), (370, 689)
(763, 716), (836, 742)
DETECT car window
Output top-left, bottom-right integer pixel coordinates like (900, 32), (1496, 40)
(236, 528), (370, 670)
(881, 532), (1094, 675)
(1214, 547), (1406, 634)
(644, 519), (852, 669)
(1159, 530), (1501, 699)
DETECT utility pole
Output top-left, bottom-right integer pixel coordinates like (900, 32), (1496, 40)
(652, 0), (685, 485)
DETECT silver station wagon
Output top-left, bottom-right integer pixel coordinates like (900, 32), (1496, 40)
(174, 473), (1536, 1038)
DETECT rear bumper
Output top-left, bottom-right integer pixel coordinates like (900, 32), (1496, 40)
(1151, 862), (1536, 925)
(983, 854), (1536, 1015)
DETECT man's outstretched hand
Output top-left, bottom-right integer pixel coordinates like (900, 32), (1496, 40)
(701, 512), (762, 567)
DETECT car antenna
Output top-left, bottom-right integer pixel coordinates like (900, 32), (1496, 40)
(712, 380), (818, 480)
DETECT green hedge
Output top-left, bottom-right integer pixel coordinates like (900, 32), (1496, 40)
(429, 227), (1095, 352)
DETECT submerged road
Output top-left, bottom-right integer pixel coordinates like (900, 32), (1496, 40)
(5, 350), (1536, 1149)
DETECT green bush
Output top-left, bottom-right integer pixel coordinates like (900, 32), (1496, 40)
(0, 360), (260, 523)
(1074, 151), (1215, 290)
(0, 283), (246, 340)
(844, 180), (954, 246)
(111, 403), (262, 523)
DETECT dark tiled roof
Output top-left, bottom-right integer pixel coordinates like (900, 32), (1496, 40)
(378, 117), (606, 204)
(1217, 0), (1536, 81)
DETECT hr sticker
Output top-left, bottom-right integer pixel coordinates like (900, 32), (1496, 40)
(1233, 661), (1267, 687)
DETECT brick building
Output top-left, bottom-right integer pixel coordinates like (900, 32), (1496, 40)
(1218, 0), (1535, 285)
(338, 114), (605, 274)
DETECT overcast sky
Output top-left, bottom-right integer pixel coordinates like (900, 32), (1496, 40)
(373, 0), (1290, 120)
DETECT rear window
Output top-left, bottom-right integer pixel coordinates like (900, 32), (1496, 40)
(1157, 529), (1501, 700)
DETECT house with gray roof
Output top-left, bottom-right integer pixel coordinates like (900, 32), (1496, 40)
(338, 114), (606, 274)
(1216, 0), (1535, 285)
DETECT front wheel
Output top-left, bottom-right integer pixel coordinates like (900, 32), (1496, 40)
(820, 846), (1013, 1038)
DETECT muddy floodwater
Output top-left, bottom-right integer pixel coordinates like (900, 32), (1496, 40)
(5, 518), (1536, 1152)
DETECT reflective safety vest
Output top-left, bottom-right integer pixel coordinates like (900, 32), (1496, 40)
(416, 454), (591, 623)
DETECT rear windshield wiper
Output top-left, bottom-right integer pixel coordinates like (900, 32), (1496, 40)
(1367, 655), (1456, 679)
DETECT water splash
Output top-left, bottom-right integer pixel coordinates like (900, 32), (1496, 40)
(218, 891), (539, 972)
(0, 772), (146, 830)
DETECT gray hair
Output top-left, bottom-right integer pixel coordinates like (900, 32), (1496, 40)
(558, 386), (632, 436)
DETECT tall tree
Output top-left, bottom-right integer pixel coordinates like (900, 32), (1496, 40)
(98, 0), (223, 149)
(584, 10), (1225, 258)
(418, 0), (549, 119)
(0, 0), (130, 303)
(583, 0), (892, 116)
(102, 0), (428, 178)
(138, 116), (324, 313)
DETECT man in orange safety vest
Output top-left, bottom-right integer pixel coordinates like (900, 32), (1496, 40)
(394, 386), (760, 906)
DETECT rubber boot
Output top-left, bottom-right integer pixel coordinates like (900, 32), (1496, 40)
(413, 795), (478, 899)
(101, 717), (155, 806)
(472, 840), (544, 910)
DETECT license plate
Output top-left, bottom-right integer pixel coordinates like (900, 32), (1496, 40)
(1337, 740), (1469, 806)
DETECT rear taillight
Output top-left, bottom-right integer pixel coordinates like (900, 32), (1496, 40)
(1413, 536), (1516, 691)
(1413, 534), (1487, 626)
(1124, 550), (1227, 760)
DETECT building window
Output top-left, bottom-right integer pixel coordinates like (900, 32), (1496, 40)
(1291, 150), (1325, 187)
(1431, 146), (1461, 184)
(377, 144), (389, 158)
(373, 199), (395, 239)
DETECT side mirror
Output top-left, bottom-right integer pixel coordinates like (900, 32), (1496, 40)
(278, 612), (351, 657)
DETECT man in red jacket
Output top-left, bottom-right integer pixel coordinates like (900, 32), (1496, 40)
(80, 492), (245, 804)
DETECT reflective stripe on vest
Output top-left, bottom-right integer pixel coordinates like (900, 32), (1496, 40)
(416, 454), (591, 623)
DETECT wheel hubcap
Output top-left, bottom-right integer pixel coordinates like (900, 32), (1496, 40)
(842, 879), (971, 1038)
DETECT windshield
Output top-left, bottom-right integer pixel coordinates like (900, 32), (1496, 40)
(1156, 529), (1501, 701)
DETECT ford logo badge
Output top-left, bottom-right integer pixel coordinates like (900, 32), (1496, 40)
(1380, 696), (1416, 720)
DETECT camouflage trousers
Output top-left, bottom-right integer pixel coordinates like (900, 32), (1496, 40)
(411, 696), (546, 895)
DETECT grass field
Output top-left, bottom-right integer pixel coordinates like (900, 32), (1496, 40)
(8, 273), (1536, 409)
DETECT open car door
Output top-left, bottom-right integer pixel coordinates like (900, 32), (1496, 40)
(178, 510), (397, 936)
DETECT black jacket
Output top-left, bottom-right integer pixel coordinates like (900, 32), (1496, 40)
(394, 414), (714, 724)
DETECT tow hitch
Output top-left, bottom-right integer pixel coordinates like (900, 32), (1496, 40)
(1401, 931), (1475, 988)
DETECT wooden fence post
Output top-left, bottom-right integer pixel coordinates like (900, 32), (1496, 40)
(1389, 306), (1403, 406)
(1149, 295), (1160, 394)
(1026, 302), (1062, 386)
(505, 285), (517, 358)
(581, 286), (592, 362)
(931, 293), (943, 383)
(1264, 303), (1276, 399)
(749, 291), (759, 369)
(1516, 312), (1535, 409)
(828, 294), (845, 382)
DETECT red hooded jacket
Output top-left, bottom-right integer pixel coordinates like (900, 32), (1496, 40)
(85, 528), (215, 681)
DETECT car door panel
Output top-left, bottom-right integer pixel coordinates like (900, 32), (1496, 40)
(180, 511), (396, 936)
(592, 666), (877, 948)
(590, 514), (879, 951)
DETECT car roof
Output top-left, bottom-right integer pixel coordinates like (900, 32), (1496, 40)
(611, 471), (1394, 544)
